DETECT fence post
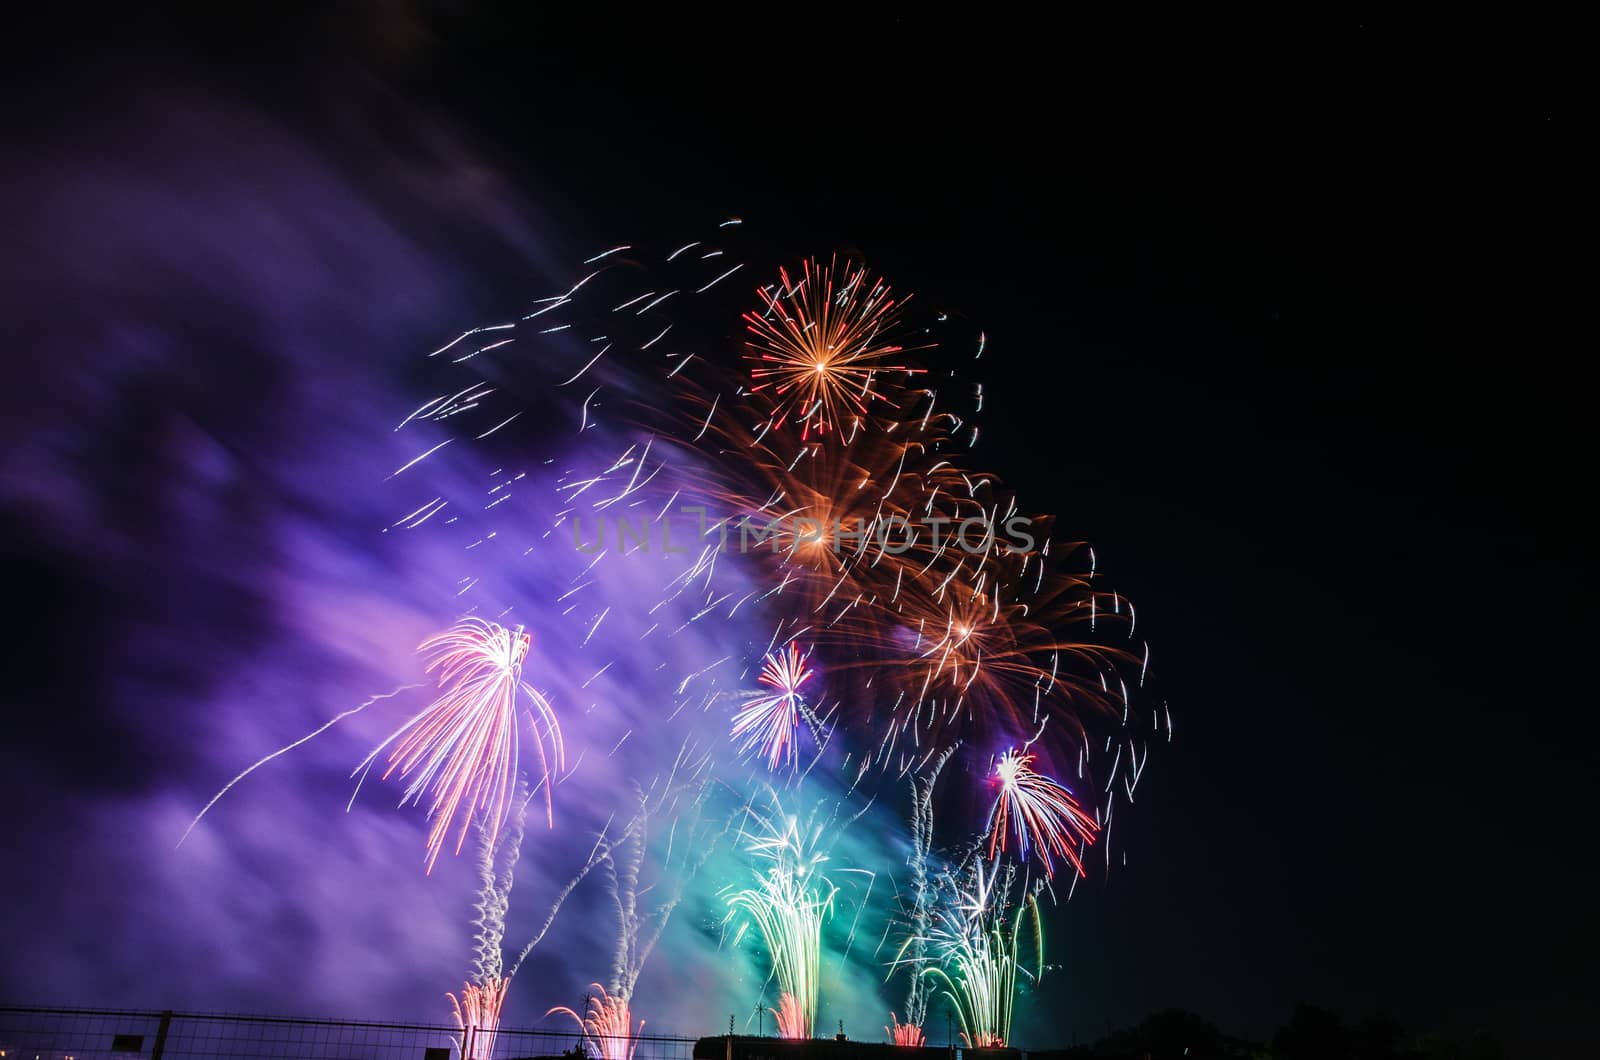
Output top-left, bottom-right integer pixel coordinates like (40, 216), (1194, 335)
(150, 1010), (173, 1060)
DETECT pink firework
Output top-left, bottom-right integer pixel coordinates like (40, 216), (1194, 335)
(773, 992), (808, 1040)
(449, 976), (510, 1060)
(887, 1013), (926, 1047)
(986, 748), (1099, 878)
(731, 642), (815, 770)
(549, 983), (642, 1060)
(361, 617), (564, 873)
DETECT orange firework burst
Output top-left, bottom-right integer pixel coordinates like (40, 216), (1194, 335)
(589, 244), (1155, 789)
(663, 375), (1137, 767)
(813, 540), (1139, 774)
(666, 379), (984, 618)
(893, 560), (1130, 722)
(745, 256), (927, 438)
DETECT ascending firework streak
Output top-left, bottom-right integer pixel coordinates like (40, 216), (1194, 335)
(469, 782), (529, 987)
(731, 642), (817, 770)
(889, 746), (957, 1045)
(451, 783), (525, 1059)
(607, 761), (729, 1000)
(556, 748), (731, 1060)
(452, 779), (612, 1055)
(723, 793), (847, 1040)
(896, 861), (1043, 1049)
(986, 748), (1098, 879)
(355, 617), (565, 873)
(178, 684), (420, 848)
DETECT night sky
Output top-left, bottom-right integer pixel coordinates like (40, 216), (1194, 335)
(3, 10), (1592, 1059)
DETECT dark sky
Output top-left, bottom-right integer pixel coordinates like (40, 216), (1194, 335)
(5, 8), (1593, 1058)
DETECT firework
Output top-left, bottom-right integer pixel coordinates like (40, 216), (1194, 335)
(893, 747), (956, 1032)
(469, 781), (529, 987)
(605, 755), (729, 997)
(745, 256), (926, 439)
(356, 617), (565, 873)
(723, 796), (841, 1040)
(887, 1013), (926, 1047)
(550, 752), (729, 1060)
(896, 862), (1042, 1049)
(372, 228), (1167, 1043)
(987, 748), (1098, 878)
(773, 993), (808, 1040)
(663, 378), (979, 606)
(666, 371), (1138, 778)
(179, 684), (420, 848)
(891, 557), (1134, 725)
(731, 642), (817, 769)
(450, 976), (510, 1060)
(444, 778), (619, 1046)
(550, 984), (642, 1060)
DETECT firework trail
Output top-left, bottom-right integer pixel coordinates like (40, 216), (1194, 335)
(607, 747), (731, 999)
(178, 683), (420, 847)
(986, 747), (1098, 879)
(447, 824), (608, 1055)
(554, 752), (730, 1058)
(354, 617), (565, 873)
(447, 778), (617, 1047)
(506, 820), (617, 980)
(731, 642), (817, 770)
(469, 780), (530, 986)
(891, 745), (958, 1042)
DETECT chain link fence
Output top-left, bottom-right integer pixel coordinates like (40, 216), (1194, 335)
(0, 1005), (701, 1060)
